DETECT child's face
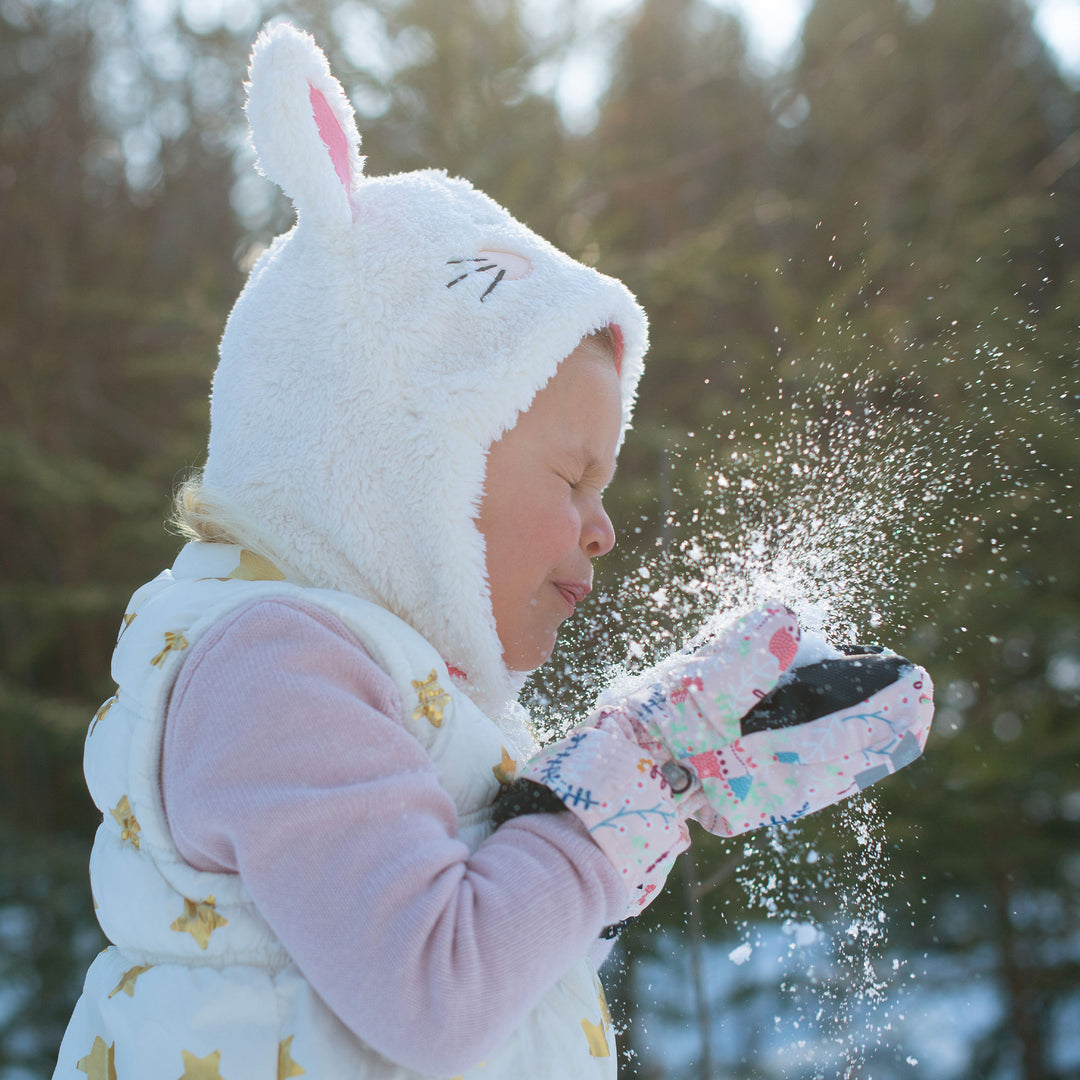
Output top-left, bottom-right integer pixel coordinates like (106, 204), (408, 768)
(477, 344), (622, 672)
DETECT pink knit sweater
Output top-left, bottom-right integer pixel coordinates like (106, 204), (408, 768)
(160, 597), (625, 1073)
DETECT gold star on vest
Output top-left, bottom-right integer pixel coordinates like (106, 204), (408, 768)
(150, 630), (189, 668)
(76, 1036), (116, 1080)
(278, 1036), (305, 1079)
(492, 745), (517, 786)
(118, 611), (137, 641)
(178, 1049), (226, 1080)
(412, 670), (451, 728)
(170, 895), (228, 950)
(581, 1015), (610, 1058)
(596, 977), (612, 1025)
(108, 963), (153, 998)
(230, 549), (287, 581)
(110, 795), (141, 849)
(89, 694), (117, 737)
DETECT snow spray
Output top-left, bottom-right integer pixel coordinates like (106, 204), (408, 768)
(525, 311), (1071, 1075)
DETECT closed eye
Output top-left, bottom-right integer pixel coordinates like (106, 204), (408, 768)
(569, 472), (610, 495)
(559, 453), (614, 494)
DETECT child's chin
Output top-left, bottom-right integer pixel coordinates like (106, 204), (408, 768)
(503, 633), (557, 673)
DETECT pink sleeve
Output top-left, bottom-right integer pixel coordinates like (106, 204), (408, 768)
(161, 598), (626, 1076)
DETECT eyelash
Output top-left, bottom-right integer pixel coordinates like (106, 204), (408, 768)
(569, 476), (605, 495)
(562, 467), (607, 494)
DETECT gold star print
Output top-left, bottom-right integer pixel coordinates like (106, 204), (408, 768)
(230, 550), (286, 581)
(89, 694), (117, 737)
(492, 745), (516, 786)
(170, 895), (228, 950)
(150, 631), (189, 668)
(277, 1036), (305, 1079)
(110, 795), (141, 849)
(76, 1036), (116, 1080)
(108, 963), (153, 998)
(117, 611), (137, 642)
(412, 670), (451, 728)
(581, 1016), (611, 1058)
(178, 1049), (226, 1080)
(595, 977), (612, 1026)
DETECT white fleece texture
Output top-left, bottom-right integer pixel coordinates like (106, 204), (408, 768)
(245, 23), (365, 228)
(201, 23), (649, 719)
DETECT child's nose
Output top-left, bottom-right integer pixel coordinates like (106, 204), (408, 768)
(583, 504), (616, 558)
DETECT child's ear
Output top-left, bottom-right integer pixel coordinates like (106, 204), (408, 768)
(244, 22), (364, 229)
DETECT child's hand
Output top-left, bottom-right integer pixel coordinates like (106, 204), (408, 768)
(498, 605), (796, 920)
(591, 604), (934, 837)
(507, 726), (691, 919)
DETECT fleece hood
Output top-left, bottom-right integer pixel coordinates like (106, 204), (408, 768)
(200, 22), (648, 716)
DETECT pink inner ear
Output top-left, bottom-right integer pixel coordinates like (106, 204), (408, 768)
(308, 83), (351, 192)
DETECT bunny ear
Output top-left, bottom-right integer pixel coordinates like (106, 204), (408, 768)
(244, 22), (364, 228)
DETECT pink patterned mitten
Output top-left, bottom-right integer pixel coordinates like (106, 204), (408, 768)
(592, 604), (935, 838)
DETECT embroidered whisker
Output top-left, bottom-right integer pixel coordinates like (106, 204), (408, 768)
(445, 254), (524, 299)
(480, 268), (506, 302)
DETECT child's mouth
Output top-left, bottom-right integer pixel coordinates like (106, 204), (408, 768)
(553, 581), (591, 612)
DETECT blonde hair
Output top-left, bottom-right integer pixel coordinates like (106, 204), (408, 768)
(172, 475), (238, 546)
(170, 474), (305, 579)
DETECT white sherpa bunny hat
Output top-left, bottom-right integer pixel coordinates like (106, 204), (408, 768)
(200, 22), (648, 716)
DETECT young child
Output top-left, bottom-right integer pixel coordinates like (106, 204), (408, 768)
(53, 24), (933, 1080)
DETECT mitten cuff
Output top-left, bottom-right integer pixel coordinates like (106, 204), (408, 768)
(491, 779), (569, 826)
(517, 728), (686, 915)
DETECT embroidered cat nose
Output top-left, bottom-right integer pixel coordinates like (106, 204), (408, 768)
(475, 250), (531, 280)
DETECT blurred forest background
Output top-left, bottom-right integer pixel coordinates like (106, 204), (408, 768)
(1, 0), (1078, 1076)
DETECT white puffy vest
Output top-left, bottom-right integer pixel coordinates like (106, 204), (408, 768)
(53, 543), (617, 1079)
